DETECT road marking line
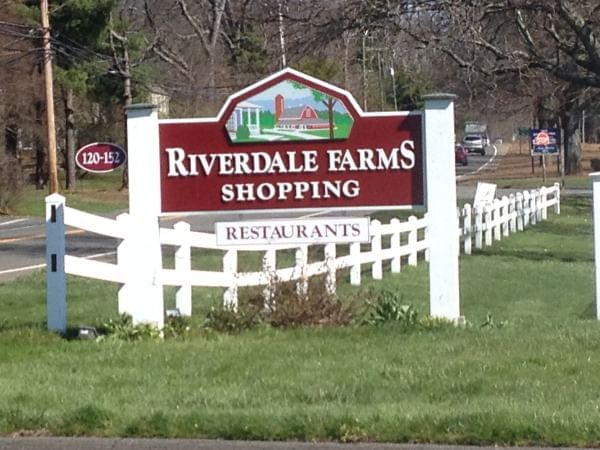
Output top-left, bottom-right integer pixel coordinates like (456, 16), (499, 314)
(0, 263), (46, 275)
(456, 145), (498, 180)
(0, 250), (117, 277)
(0, 229), (84, 245)
(0, 218), (27, 227)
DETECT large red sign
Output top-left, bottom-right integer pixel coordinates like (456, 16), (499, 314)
(159, 69), (423, 213)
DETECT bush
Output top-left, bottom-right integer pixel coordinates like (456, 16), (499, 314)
(262, 277), (359, 328)
(0, 154), (23, 214)
(363, 290), (418, 326)
(235, 124), (250, 141)
(99, 314), (162, 341)
(203, 276), (362, 333)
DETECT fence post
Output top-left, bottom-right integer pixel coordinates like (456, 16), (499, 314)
(295, 245), (308, 296)
(493, 200), (501, 241)
(390, 218), (401, 273)
(509, 195), (517, 233)
(46, 194), (66, 333)
(475, 205), (483, 250)
(501, 196), (510, 237)
(262, 249), (276, 307)
(117, 213), (133, 316)
(554, 183), (561, 214)
(407, 216), (418, 266)
(591, 173), (600, 319)
(530, 190), (538, 225)
(523, 191), (530, 227)
(223, 249), (238, 308)
(516, 193), (524, 231)
(423, 93), (460, 320)
(371, 219), (383, 279)
(174, 221), (192, 316)
(484, 205), (493, 246)
(541, 186), (548, 220)
(125, 104), (164, 328)
(462, 204), (472, 255)
(324, 243), (336, 295)
(350, 242), (361, 285)
(423, 212), (430, 262)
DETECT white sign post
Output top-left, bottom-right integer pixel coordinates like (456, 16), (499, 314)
(122, 104), (164, 328)
(591, 172), (600, 319)
(423, 94), (460, 320)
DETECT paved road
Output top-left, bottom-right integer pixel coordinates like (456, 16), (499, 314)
(0, 438), (584, 450)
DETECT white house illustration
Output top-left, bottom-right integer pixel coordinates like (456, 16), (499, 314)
(226, 101), (261, 136)
(274, 94), (329, 130)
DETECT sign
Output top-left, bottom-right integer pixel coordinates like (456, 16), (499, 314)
(75, 142), (126, 173)
(530, 128), (559, 154)
(215, 217), (370, 246)
(473, 182), (497, 207)
(159, 69), (424, 214)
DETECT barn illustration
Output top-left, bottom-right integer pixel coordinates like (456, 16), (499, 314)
(274, 94), (330, 131)
(224, 78), (353, 143)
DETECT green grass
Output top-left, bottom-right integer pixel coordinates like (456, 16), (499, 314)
(491, 176), (591, 190)
(0, 196), (598, 443)
(10, 170), (128, 217)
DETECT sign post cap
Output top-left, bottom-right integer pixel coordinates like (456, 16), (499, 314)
(422, 93), (458, 101)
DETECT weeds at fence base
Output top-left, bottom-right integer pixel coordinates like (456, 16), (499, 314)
(204, 276), (364, 333)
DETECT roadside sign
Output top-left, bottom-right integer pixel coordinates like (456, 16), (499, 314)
(158, 69), (423, 214)
(530, 128), (559, 154)
(75, 142), (126, 173)
(473, 182), (496, 207)
(215, 217), (370, 246)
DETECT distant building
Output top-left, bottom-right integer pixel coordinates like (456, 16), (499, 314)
(274, 94), (329, 130)
(148, 88), (170, 119)
(226, 101), (261, 136)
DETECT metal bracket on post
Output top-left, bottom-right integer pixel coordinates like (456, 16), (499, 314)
(422, 93), (461, 321)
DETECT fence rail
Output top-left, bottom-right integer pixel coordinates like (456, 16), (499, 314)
(46, 184), (560, 323)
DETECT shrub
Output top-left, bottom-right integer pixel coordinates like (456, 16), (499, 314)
(0, 154), (23, 214)
(204, 276), (361, 333)
(235, 124), (250, 141)
(99, 314), (161, 341)
(363, 290), (418, 326)
(204, 303), (263, 334)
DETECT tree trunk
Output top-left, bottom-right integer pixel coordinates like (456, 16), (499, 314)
(119, 47), (132, 191)
(35, 100), (47, 189)
(561, 111), (582, 175)
(325, 99), (336, 140)
(64, 87), (76, 190)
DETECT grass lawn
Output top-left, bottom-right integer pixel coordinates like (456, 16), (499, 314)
(490, 176), (591, 190)
(9, 170), (128, 217)
(0, 196), (598, 444)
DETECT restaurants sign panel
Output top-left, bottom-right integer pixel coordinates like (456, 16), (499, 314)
(159, 69), (424, 214)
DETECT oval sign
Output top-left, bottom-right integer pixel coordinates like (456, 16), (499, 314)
(75, 142), (127, 173)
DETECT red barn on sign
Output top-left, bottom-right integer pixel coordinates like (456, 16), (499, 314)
(275, 94), (329, 130)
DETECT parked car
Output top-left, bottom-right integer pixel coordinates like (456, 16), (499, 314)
(455, 143), (468, 166)
(462, 134), (486, 155)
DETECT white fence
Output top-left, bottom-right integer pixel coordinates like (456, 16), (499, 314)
(46, 183), (560, 328)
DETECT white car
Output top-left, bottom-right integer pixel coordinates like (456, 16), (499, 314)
(462, 135), (486, 156)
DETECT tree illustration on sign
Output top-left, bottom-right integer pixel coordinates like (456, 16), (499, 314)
(292, 82), (337, 139)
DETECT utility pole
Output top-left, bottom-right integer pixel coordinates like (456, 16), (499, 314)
(41, 0), (59, 194)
